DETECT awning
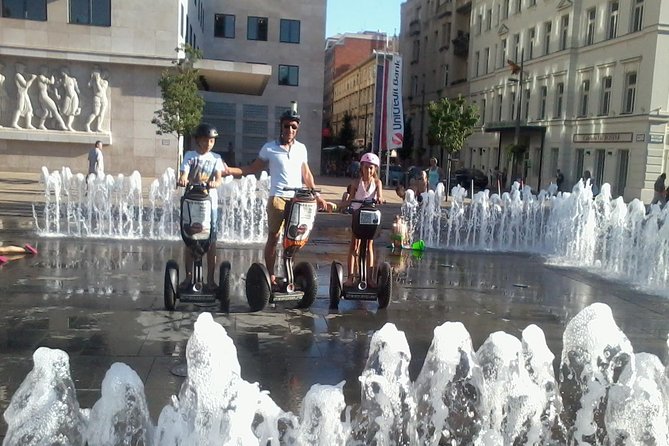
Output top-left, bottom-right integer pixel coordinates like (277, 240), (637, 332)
(196, 59), (272, 96)
(483, 121), (547, 133)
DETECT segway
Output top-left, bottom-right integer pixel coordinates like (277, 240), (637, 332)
(329, 198), (392, 310)
(245, 187), (319, 312)
(164, 183), (231, 312)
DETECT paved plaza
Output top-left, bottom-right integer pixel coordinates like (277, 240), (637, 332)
(0, 173), (668, 440)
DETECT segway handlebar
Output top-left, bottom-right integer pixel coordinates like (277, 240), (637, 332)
(281, 187), (320, 199)
(350, 198), (381, 206)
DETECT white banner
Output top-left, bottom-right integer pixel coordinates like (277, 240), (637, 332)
(385, 55), (404, 149)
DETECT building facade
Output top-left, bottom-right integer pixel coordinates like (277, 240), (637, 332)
(0, 0), (324, 178)
(323, 32), (389, 138)
(400, 0), (472, 163)
(202, 0), (326, 167)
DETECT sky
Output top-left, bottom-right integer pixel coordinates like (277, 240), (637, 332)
(326, 0), (403, 38)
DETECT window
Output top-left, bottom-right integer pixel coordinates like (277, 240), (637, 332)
(69, 0), (110, 25)
(2, 0), (46, 20)
(500, 38), (507, 68)
(497, 93), (503, 121)
(631, 0), (644, 32)
(559, 14), (569, 50)
(412, 40), (420, 62)
(579, 80), (590, 117)
(575, 149), (585, 181)
(474, 51), (480, 77)
(496, 4), (500, 26)
(585, 8), (596, 45)
(486, 8), (492, 30)
(278, 65), (299, 86)
(528, 27), (535, 59)
(616, 150), (629, 197)
(608, 2), (619, 39)
(442, 22), (451, 47)
(555, 82), (564, 118)
(524, 88), (531, 120)
(442, 64), (449, 87)
(529, 0), (536, 6)
(481, 98), (487, 124)
(623, 72), (636, 113)
(214, 14), (235, 38)
(477, 14), (482, 34)
(280, 19), (300, 43)
(514, 0), (521, 14)
(543, 21), (552, 55)
(512, 33), (520, 62)
(411, 75), (419, 97)
(502, 0), (509, 19)
(484, 47), (490, 73)
(600, 76), (612, 115)
(510, 89), (516, 120)
(180, 5), (184, 37)
(539, 86), (547, 119)
(248, 16), (268, 41)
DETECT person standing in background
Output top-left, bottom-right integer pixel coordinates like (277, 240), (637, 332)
(427, 157), (444, 191)
(87, 140), (104, 180)
(652, 173), (666, 205)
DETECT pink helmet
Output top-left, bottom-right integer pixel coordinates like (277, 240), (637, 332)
(360, 152), (380, 168)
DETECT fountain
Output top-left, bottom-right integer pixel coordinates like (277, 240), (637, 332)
(3, 304), (668, 445)
(402, 180), (669, 297)
(34, 166), (270, 243)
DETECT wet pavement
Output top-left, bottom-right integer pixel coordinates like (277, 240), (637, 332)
(1, 179), (669, 439)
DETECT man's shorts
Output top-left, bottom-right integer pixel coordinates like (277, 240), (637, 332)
(267, 196), (288, 235)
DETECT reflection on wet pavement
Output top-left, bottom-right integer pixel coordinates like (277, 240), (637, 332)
(1, 234), (668, 439)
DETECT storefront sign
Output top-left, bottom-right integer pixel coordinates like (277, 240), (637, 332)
(572, 132), (633, 143)
(649, 133), (664, 144)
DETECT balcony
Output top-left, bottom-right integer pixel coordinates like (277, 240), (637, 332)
(456, 0), (472, 14)
(436, 1), (452, 18)
(452, 31), (469, 57)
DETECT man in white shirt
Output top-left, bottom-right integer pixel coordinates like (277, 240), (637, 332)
(87, 140), (104, 179)
(227, 104), (327, 285)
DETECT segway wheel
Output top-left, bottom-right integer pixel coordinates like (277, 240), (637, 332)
(294, 261), (318, 309)
(164, 260), (179, 311)
(218, 261), (231, 313)
(376, 262), (392, 309)
(246, 262), (271, 312)
(329, 261), (343, 310)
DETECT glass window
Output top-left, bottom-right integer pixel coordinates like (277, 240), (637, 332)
(543, 21), (552, 55)
(477, 14), (482, 34)
(474, 51), (480, 77)
(486, 8), (492, 30)
(1, 0), (46, 20)
(69, 0), (110, 26)
(524, 88), (531, 120)
(539, 86), (547, 119)
(512, 33), (520, 61)
(579, 79), (590, 117)
(528, 27), (535, 59)
(484, 47), (489, 73)
(631, 0), (644, 32)
(500, 38), (507, 67)
(248, 16), (268, 41)
(481, 98), (486, 124)
(623, 72), (636, 114)
(502, 0), (509, 19)
(559, 14), (569, 51)
(497, 93), (503, 120)
(608, 2), (619, 39)
(214, 14), (235, 38)
(280, 19), (300, 43)
(600, 76), (612, 116)
(278, 65), (299, 86)
(586, 8), (596, 45)
(555, 82), (564, 118)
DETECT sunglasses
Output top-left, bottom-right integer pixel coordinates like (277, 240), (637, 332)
(283, 124), (298, 130)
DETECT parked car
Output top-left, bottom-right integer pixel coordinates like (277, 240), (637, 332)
(380, 164), (406, 186)
(448, 168), (489, 190)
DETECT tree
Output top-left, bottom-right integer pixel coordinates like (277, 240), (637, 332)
(427, 96), (479, 166)
(152, 44), (205, 167)
(337, 112), (356, 154)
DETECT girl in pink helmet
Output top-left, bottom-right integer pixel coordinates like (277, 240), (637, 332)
(341, 152), (384, 287)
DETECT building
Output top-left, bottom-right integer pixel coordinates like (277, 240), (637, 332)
(466, 0), (669, 201)
(399, 0), (472, 163)
(323, 32), (389, 139)
(203, 0), (326, 167)
(0, 0), (325, 177)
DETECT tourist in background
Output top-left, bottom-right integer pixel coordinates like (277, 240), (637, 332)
(427, 157), (444, 191)
(652, 173), (666, 205)
(87, 140), (104, 180)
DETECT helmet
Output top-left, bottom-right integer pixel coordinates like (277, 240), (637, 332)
(360, 152), (380, 168)
(193, 123), (218, 138)
(280, 109), (301, 124)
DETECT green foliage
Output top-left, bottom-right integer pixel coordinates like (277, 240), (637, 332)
(152, 45), (205, 140)
(505, 143), (528, 157)
(427, 96), (479, 159)
(337, 112), (356, 151)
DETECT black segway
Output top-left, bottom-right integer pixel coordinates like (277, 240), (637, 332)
(329, 198), (392, 310)
(245, 187), (318, 312)
(164, 183), (231, 312)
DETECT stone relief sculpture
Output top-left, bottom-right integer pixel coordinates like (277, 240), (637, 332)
(11, 62), (36, 130)
(58, 67), (81, 131)
(36, 66), (67, 131)
(85, 67), (109, 133)
(0, 62), (8, 128)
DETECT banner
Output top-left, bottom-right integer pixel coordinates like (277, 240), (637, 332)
(384, 55), (404, 150)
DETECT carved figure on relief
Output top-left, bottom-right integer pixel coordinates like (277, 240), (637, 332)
(0, 61), (8, 128)
(58, 67), (81, 131)
(36, 66), (67, 131)
(11, 62), (37, 130)
(85, 67), (109, 133)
